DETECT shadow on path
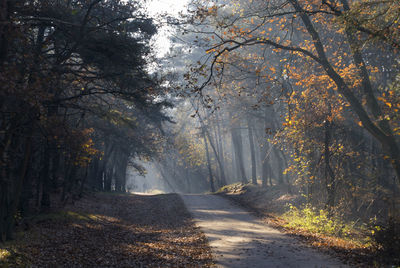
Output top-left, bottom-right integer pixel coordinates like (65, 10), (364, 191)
(181, 194), (348, 268)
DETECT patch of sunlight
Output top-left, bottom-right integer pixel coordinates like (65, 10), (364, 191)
(87, 213), (101, 220)
(215, 182), (247, 193)
(65, 211), (94, 221)
(131, 189), (166, 195)
(65, 211), (108, 222)
(0, 246), (30, 267)
(65, 211), (89, 221)
(146, 189), (166, 195)
(99, 191), (133, 196)
(195, 209), (236, 215)
(32, 210), (102, 223)
(0, 249), (11, 260)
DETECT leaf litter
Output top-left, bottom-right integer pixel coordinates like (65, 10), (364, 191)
(0, 193), (213, 267)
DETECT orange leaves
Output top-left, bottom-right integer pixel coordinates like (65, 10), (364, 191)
(377, 94), (397, 109)
(206, 48), (216, 54)
(206, 5), (218, 15)
(58, 127), (100, 167)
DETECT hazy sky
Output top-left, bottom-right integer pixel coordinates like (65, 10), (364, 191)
(146, 0), (189, 57)
(146, 0), (187, 17)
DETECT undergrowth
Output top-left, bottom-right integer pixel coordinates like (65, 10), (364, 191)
(0, 234), (31, 267)
(282, 204), (371, 246)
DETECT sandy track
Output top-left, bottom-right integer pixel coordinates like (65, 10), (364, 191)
(181, 194), (348, 268)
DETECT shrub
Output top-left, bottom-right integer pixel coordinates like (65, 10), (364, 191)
(283, 204), (354, 237)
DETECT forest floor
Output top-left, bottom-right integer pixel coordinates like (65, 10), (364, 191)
(182, 194), (347, 268)
(216, 183), (390, 267)
(0, 193), (213, 267)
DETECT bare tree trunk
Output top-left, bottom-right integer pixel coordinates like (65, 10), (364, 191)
(0, 113), (24, 241)
(120, 156), (128, 193)
(273, 148), (286, 185)
(203, 129), (215, 192)
(40, 145), (51, 209)
(0, 0), (9, 64)
(155, 162), (177, 192)
(215, 112), (224, 166)
(230, 115), (247, 183)
(259, 109), (271, 187)
(261, 151), (269, 187)
(324, 120), (336, 212)
(205, 131), (227, 187)
(212, 115), (227, 186)
(248, 119), (257, 185)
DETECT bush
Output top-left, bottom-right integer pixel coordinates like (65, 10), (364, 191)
(283, 204), (354, 237)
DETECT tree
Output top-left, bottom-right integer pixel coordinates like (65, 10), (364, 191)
(0, 0), (170, 241)
(188, 0), (400, 183)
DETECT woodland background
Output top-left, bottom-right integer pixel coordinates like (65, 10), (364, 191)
(0, 0), (399, 263)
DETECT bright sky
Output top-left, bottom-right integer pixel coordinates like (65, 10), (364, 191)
(146, 0), (187, 17)
(146, 0), (188, 57)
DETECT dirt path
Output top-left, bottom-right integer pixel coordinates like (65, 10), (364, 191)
(181, 194), (348, 268)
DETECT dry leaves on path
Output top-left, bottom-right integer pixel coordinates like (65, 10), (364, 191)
(0, 193), (213, 267)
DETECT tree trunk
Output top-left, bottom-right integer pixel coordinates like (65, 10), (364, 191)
(155, 162), (177, 192)
(104, 167), (112, 192)
(230, 116), (248, 183)
(205, 130), (227, 187)
(0, 181), (11, 242)
(248, 119), (257, 185)
(0, 0), (9, 64)
(324, 120), (336, 212)
(261, 153), (269, 187)
(196, 110), (227, 187)
(120, 155), (128, 193)
(88, 157), (99, 190)
(273, 148), (286, 185)
(203, 129), (215, 192)
(40, 145), (51, 209)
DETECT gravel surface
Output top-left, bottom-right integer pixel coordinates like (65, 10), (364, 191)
(181, 194), (349, 268)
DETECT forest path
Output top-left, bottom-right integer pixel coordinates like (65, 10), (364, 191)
(181, 194), (348, 268)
